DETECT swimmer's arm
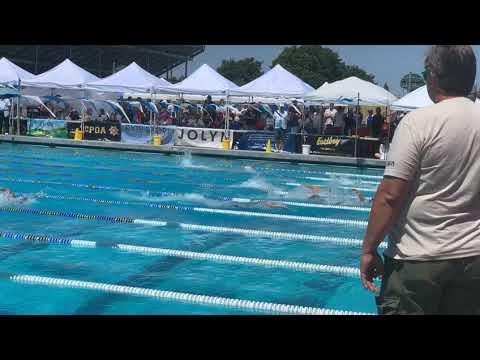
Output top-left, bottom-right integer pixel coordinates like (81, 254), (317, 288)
(362, 176), (410, 255)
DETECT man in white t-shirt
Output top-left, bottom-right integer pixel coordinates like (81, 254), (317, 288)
(360, 45), (480, 314)
(273, 104), (288, 151)
(323, 103), (337, 130)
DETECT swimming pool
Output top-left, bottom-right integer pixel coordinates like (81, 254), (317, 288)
(0, 142), (384, 315)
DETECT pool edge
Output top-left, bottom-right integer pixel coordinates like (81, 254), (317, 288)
(0, 135), (387, 169)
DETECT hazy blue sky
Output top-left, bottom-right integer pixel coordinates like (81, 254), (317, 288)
(171, 45), (480, 96)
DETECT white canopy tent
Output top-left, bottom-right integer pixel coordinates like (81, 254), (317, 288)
(0, 57), (35, 84)
(22, 59), (100, 89)
(172, 64), (238, 95)
(85, 62), (174, 93)
(305, 76), (397, 106)
(392, 85), (480, 111)
(230, 64), (314, 98)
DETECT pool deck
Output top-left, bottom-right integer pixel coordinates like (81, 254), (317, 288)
(0, 134), (386, 168)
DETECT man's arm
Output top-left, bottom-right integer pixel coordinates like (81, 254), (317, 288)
(360, 176), (410, 292)
(363, 176), (410, 254)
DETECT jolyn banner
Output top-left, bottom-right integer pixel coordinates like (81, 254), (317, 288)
(174, 127), (231, 149)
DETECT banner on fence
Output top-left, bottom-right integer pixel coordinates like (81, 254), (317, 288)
(232, 131), (299, 153)
(27, 119), (68, 138)
(121, 124), (175, 145)
(304, 135), (354, 156)
(174, 127), (231, 149)
(67, 121), (121, 141)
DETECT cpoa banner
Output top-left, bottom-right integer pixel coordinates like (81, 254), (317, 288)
(67, 121), (121, 141)
(121, 124), (175, 145)
(174, 127), (232, 149)
(232, 131), (299, 153)
(27, 119), (68, 138)
(304, 135), (354, 156)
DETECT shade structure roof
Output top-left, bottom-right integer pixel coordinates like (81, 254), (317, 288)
(230, 64), (314, 98)
(0, 57), (35, 84)
(85, 61), (174, 93)
(391, 85), (480, 111)
(172, 64), (238, 95)
(305, 76), (397, 106)
(22, 59), (100, 89)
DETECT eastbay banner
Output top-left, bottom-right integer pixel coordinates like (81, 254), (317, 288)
(305, 135), (354, 156)
(121, 124), (175, 145)
(27, 119), (68, 138)
(174, 127), (232, 149)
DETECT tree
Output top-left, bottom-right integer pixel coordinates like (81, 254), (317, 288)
(167, 75), (185, 84)
(400, 72), (425, 93)
(271, 45), (376, 89)
(217, 57), (263, 86)
(383, 82), (390, 91)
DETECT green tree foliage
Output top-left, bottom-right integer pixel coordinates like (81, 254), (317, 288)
(167, 75), (185, 84)
(383, 82), (390, 91)
(400, 72), (425, 93)
(271, 45), (376, 89)
(217, 57), (263, 86)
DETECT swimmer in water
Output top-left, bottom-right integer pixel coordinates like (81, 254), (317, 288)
(302, 184), (323, 200)
(232, 200), (287, 209)
(352, 188), (368, 204)
(0, 188), (30, 204)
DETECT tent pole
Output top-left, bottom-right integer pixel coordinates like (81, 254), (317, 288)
(354, 92), (359, 158)
(16, 81), (21, 135)
(9, 97), (14, 134)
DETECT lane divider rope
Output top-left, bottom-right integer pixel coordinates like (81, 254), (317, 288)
(0, 231), (361, 277)
(38, 194), (368, 227)
(8, 274), (372, 315)
(178, 223), (386, 248)
(0, 207), (167, 226)
(0, 207), (381, 248)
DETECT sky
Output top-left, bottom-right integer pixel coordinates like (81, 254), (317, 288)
(170, 45), (480, 96)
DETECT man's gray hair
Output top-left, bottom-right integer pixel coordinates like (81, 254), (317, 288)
(425, 45), (476, 96)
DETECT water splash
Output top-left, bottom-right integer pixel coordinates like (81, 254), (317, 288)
(179, 151), (211, 170)
(233, 175), (279, 193)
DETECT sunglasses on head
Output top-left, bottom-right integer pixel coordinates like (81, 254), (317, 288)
(422, 68), (430, 81)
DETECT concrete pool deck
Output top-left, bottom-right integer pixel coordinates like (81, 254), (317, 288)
(0, 134), (387, 168)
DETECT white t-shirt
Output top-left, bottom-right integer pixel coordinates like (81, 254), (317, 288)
(324, 108), (337, 125)
(273, 110), (287, 130)
(384, 97), (480, 261)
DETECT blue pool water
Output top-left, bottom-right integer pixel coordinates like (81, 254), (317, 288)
(0, 142), (384, 315)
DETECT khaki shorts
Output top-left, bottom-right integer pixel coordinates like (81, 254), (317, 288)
(377, 255), (480, 315)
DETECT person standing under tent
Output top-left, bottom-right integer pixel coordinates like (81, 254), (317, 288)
(287, 100), (301, 134)
(344, 107), (355, 136)
(366, 109), (374, 134)
(360, 45), (480, 315)
(353, 107), (363, 135)
(323, 103), (337, 133)
(334, 106), (346, 134)
(97, 109), (109, 122)
(371, 107), (384, 138)
(273, 104), (288, 152)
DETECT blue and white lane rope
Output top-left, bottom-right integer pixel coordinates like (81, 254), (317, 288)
(0, 207), (167, 227)
(0, 177), (371, 212)
(0, 232), (360, 277)
(38, 194), (369, 227)
(7, 274), (372, 315)
(304, 176), (381, 186)
(0, 207), (380, 248)
(285, 182), (377, 193)
(177, 223), (384, 248)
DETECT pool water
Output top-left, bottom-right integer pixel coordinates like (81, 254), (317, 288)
(0, 142), (384, 315)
